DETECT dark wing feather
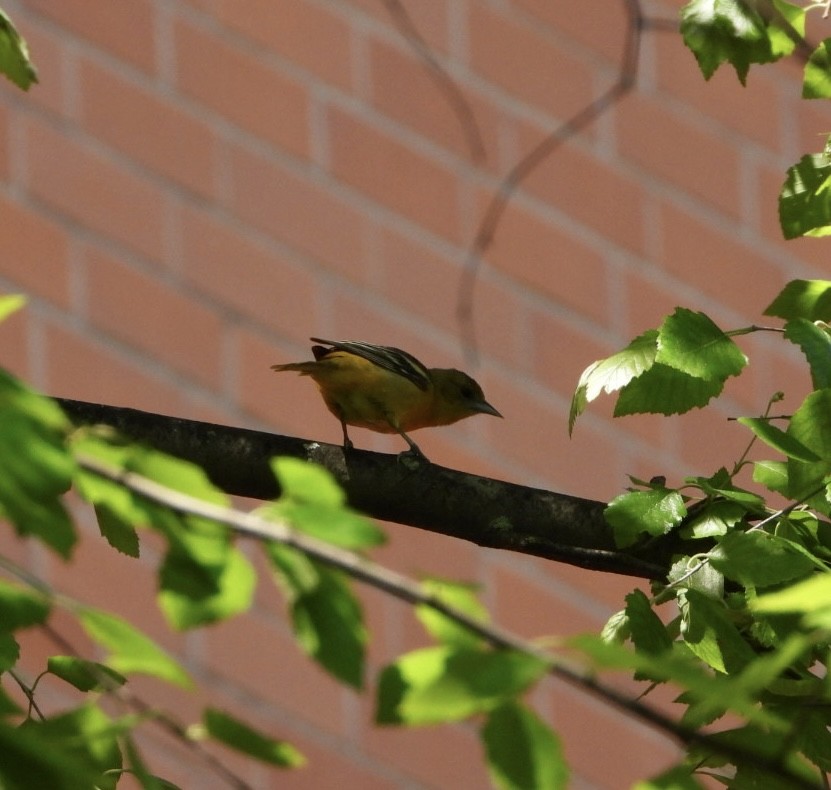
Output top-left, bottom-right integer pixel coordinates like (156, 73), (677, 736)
(309, 338), (431, 391)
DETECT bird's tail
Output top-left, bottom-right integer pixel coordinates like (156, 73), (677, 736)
(270, 361), (318, 375)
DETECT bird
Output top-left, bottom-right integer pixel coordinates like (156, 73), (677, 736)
(271, 337), (502, 459)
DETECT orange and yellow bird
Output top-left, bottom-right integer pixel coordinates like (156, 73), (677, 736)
(271, 338), (501, 458)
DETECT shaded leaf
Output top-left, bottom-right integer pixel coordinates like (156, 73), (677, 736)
(803, 38), (831, 99)
(783, 318), (831, 390)
(710, 531), (819, 587)
(482, 702), (568, 790)
(765, 279), (831, 320)
(0, 579), (50, 631)
(78, 607), (191, 688)
(47, 656), (127, 693)
(268, 544), (365, 688)
(615, 363), (725, 416)
(779, 155), (831, 239)
(737, 416), (821, 462)
(203, 708), (305, 768)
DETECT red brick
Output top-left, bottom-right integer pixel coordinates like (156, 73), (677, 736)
(519, 133), (648, 255)
(368, 36), (501, 166)
(364, 718), (491, 788)
(24, 0), (157, 74)
(372, 227), (461, 333)
(470, 4), (595, 121)
(43, 323), (191, 414)
(328, 107), (462, 242)
(228, 144), (367, 277)
(179, 208), (320, 337)
(341, 0), (451, 53)
(528, 310), (610, 399)
(0, 306), (30, 380)
(79, 59), (218, 199)
(540, 678), (681, 788)
(200, 609), (351, 735)
(25, 119), (167, 263)
(235, 329), (327, 432)
(0, 103), (8, 180)
(487, 560), (606, 641)
(216, 0), (352, 90)
(511, 0), (631, 63)
(658, 201), (786, 319)
(481, 197), (611, 325)
(0, 194), (71, 307)
(85, 246), (224, 389)
(174, 18), (309, 158)
(654, 32), (783, 153)
(616, 94), (741, 218)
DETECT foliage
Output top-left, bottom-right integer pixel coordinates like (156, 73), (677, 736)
(2, 1), (831, 789)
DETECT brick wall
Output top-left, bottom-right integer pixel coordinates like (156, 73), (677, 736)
(1, 1), (828, 787)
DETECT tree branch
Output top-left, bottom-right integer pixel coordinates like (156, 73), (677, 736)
(58, 398), (691, 580)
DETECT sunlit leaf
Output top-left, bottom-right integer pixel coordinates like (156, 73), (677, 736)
(203, 709), (305, 768)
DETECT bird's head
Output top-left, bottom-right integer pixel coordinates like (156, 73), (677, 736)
(430, 369), (502, 426)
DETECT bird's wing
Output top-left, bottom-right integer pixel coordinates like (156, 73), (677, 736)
(309, 338), (431, 391)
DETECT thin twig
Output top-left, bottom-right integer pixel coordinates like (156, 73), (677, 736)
(457, 0), (645, 363)
(381, 0), (486, 163)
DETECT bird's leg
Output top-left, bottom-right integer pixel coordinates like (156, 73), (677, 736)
(395, 428), (428, 463)
(340, 420), (354, 451)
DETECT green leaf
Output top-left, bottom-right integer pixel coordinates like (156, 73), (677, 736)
(0, 294), (26, 322)
(482, 702), (568, 790)
(0, 720), (101, 789)
(779, 155), (831, 239)
(19, 704), (122, 790)
(131, 448), (228, 507)
(624, 590), (672, 655)
(668, 557), (724, 599)
(803, 38), (831, 99)
(268, 544), (366, 689)
(158, 545), (256, 630)
(710, 530), (818, 587)
(737, 416), (821, 462)
(786, 389), (831, 505)
(656, 308), (746, 380)
(47, 656), (127, 692)
(783, 318), (831, 390)
(752, 574), (831, 629)
(203, 708), (305, 768)
(765, 279), (831, 320)
(78, 607), (191, 688)
(569, 330), (658, 433)
(679, 590), (757, 674)
(376, 646), (548, 726)
(94, 504), (141, 558)
(0, 579), (50, 631)
(680, 500), (747, 539)
(604, 488), (687, 547)
(634, 764), (704, 789)
(265, 501), (385, 550)
(680, 0), (804, 85)
(416, 578), (489, 649)
(0, 10), (37, 90)
(752, 459), (789, 495)
(614, 363), (725, 416)
(0, 632), (20, 672)
(272, 457), (344, 506)
(0, 372), (75, 557)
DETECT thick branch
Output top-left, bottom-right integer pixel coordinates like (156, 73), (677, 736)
(57, 398), (684, 580)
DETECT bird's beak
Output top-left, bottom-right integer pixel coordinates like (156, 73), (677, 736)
(472, 400), (502, 418)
